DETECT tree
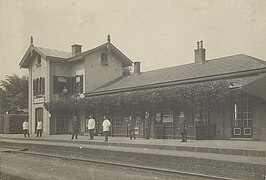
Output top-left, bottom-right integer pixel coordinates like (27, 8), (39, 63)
(0, 74), (28, 114)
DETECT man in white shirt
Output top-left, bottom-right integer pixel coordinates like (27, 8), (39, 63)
(36, 119), (43, 137)
(102, 115), (111, 142)
(87, 115), (95, 140)
(22, 119), (30, 138)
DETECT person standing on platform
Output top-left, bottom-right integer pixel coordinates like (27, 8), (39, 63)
(71, 115), (80, 140)
(36, 119), (43, 138)
(88, 115), (95, 140)
(22, 119), (30, 138)
(178, 111), (187, 142)
(144, 112), (151, 139)
(128, 116), (136, 140)
(102, 115), (111, 142)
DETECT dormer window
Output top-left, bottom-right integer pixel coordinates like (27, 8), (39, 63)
(37, 55), (41, 66)
(100, 52), (108, 66)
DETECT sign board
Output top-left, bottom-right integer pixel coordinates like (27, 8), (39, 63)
(162, 111), (173, 123)
(33, 97), (45, 104)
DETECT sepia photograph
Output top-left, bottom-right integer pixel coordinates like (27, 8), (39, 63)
(0, 0), (266, 179)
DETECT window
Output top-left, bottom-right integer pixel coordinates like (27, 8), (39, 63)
(37, 55), (41, 66)
(233, 93), (252, 127)
(53, 75), (83, 94)
(74, 75), (83, 94)
(75, 76), (81, 93)
(232, 93), (253, 137)
(113, 106), (123, 126)
(100, 52), (108, 65)
(33, 77), (45, 96)
(194, 101), (209, 126)
(57, 76), (67, 93)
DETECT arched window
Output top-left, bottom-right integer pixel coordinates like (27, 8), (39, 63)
(101, 52), (108, 65)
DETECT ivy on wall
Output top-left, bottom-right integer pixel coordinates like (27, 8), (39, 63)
(44, 80), (231, 112)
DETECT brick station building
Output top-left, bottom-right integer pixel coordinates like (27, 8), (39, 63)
(19, 36), (266, 140)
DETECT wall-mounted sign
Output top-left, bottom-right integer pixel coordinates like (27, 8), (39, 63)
(155, 113), (162, 123)
(162, 110), (173, 123)
(33, 97), (45, 104)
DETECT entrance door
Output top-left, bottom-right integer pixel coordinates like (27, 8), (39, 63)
(232, 93), (253, 138)
(194, 101), (216, 140)
(35, 108), (43, 133)
(56, 111), (69, 134)
(162, 110), (174, 139)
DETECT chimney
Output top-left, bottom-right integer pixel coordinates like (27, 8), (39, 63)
(194, 40), (206, 64)
(134, 61), (140, 74)
(71, 44), (82, 56)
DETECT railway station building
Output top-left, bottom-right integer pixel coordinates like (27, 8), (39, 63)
(19, 36), (266, 140)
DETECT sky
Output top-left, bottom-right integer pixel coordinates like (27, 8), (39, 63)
(1, 0), (266, 80)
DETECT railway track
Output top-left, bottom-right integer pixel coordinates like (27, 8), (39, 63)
(1, 145), (233, 180)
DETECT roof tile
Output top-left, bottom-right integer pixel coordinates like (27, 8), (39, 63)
(94, 54), (266, 93)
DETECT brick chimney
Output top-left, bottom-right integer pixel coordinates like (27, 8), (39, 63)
(71, 44), (82, 56)
(194, 40), (206, 64)
(134, 61), (140, 74)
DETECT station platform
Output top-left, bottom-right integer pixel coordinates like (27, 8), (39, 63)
(1, 134), (265, 180)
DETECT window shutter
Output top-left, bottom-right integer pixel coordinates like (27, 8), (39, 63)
(41, 77), (45, 95)
(33, 79), (36, 96)
(53, 76), (58, 94)
(36, 78), (40, 95)
(72, 77), (76, 94)
(67, 77), (73, 94)
(80, 75), (83, 93)
(39, 77), (42, 95)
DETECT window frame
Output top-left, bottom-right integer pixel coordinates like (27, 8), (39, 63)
(100, 52), (108, 66)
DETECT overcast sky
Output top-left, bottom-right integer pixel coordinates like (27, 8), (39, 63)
(1, 0), (266, 80)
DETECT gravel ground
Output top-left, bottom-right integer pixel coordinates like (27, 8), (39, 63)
(0, 152), (205, 180)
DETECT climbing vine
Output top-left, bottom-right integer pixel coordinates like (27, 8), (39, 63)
(44, 80), (231, 112)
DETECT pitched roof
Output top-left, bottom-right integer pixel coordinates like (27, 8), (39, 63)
(35, 46), (72, 59)
(67, 43), (132, 67)
(92, 54), (266, 94)
(19, 45), (72, 68)
(20, 42), (132, 68)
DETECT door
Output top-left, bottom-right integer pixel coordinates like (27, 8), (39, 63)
(162, 110), (174, 139)
(154, 112), (163, 139)
(194, 101), (216, 140)
(232, 93), (253, 138)
(35, 108), (43, 133)
(56, 110), (69, 134)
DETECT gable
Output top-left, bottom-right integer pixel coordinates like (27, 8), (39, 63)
(19, 46), (71, 68)
(67, 43), (132, 68)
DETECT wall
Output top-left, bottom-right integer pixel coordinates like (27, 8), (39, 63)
(253, 98), (266, 140)
(84, 51), (123, 93)
(69, 60), (84, 77)
(31, 55), (50, 135)
(222, 96), (232, 139)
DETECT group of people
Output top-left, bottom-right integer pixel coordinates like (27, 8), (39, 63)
(22, 111), (187, 143)
(22, 119), (43, 138)
(71, 115), (111, 142)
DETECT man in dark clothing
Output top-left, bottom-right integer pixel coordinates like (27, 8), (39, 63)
(178, 111), (187, 142)
(71, 116), (79, 140)
(128, 116), (136, 140)
(144, 112), (151, 139)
